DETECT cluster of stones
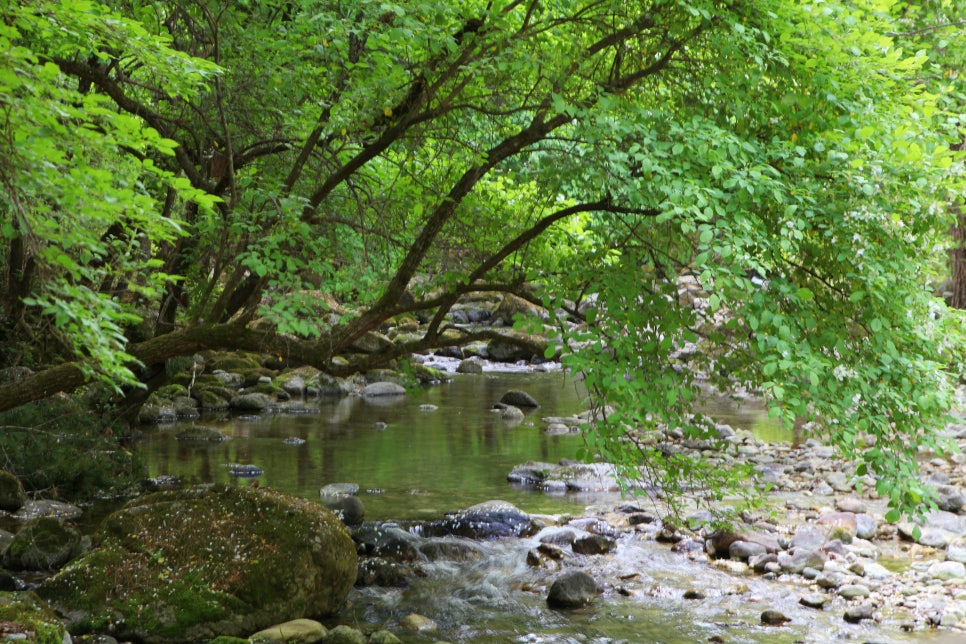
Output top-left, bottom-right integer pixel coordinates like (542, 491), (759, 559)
(507, 416), (966, 635)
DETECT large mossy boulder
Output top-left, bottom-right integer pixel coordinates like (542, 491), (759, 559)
(3, 517), (84, 571)
(39, 485), (357, 643)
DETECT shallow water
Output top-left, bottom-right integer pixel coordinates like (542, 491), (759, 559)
(138, 368), (948, 644)
(143, 370), (608, 519)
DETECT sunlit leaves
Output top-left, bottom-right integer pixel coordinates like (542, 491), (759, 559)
(0, 0), (216, 385)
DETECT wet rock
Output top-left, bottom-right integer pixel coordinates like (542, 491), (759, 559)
(496, 404), (525, 421)
(499, 390), (540, 408)
(352, 524), (422, 562)
(760, 609), (791, 626)
(356, 557), (412, 587)
(800, 593), (829, 609)
(399, 613), (437, 632)
(547, 571), (598, 609)
(362, 382), (406, 397)
(424, 500), (535, 539)
(249, 618), (327, 643)
(683, 589), (705, 600)
(539, 528), (577, 547)
(3, 517), (84, 570)
(572, 534), (617, 555)
(322, 495), (365, 526)
(419, 538), (485, 561)
(527, 544), (564, 569)
(13, 500), (82, 521)
(0, 471), (26, 512)
(843, 603), (876, 623)
(456, 358), (484, 374)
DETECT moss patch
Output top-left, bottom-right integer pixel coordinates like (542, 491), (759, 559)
(0, 592), (68, 644)
(39, 485), (356, 644)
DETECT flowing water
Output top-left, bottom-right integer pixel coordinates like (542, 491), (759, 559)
(138, 366), (945, 643)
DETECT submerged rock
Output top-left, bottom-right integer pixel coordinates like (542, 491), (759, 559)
(39, 485), (357, 643)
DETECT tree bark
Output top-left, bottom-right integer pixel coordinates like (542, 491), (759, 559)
(951, 213), (966, 309)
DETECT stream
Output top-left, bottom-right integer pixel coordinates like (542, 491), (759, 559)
(138, 366), (953, 643)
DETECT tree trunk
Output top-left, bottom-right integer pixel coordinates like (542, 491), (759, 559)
(951, 213), (966, 309)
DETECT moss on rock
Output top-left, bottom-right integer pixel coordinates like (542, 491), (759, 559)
(4, 517), (83, 571)
(0, 591), (69, 644)
(39, 485), (357, 644)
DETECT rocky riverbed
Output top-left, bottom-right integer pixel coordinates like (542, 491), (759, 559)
(331, 408), (966, 643)
(1, 347), (964, 643)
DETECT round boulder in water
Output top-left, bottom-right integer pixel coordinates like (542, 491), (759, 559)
(546, 570), (598, 609)
(425, 500), (535, 539)
(362, 382), (406, 397)
(499, 390), (540, 408)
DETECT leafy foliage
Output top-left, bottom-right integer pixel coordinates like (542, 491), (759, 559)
(0, 0), (962, 520)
